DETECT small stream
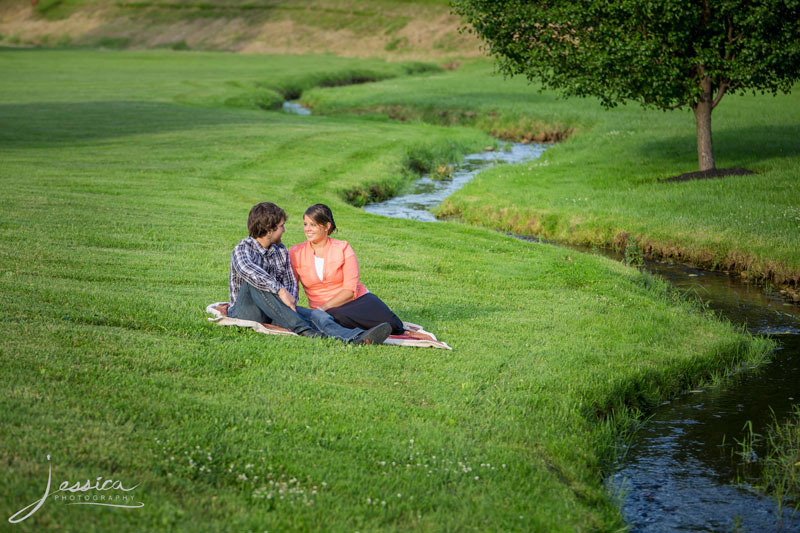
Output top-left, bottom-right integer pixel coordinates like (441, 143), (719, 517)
(588, 249), (800, 532)
(282, 100), (311, 116)
(365, 143), (547, 221)
(365, 143), (800, 531)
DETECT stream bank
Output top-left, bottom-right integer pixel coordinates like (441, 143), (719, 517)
(365, 142), (800, 531)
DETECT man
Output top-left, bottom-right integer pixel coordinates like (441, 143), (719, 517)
(228, 202), (391, 345)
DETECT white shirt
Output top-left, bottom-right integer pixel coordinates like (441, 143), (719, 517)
(314, 255), (324, 281)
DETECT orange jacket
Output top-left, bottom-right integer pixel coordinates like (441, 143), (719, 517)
(289, 238), (368, 309)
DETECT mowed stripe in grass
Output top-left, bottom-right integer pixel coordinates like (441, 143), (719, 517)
(304, 60), (800, 286)
(0, 50), (772, 531)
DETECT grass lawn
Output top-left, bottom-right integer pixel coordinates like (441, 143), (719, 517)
(303, 60), (800, 286)
(0, 49), (773, 531)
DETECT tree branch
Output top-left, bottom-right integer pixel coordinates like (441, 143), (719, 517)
(667, 101), (689, 110)
(712, 81), (729, 109)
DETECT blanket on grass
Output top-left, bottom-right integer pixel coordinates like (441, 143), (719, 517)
(206, 303), (452, 350)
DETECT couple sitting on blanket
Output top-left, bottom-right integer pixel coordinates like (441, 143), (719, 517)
(228, 201), (404, 345)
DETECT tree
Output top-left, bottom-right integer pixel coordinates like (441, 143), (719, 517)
(452, 0), (800, 171)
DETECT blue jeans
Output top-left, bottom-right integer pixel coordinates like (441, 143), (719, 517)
(295, 306), (364, 342)
(228, 282), (363, 342)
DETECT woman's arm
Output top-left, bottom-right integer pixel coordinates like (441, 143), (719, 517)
(317, 289), (354, 311)
(319, 243), (360, 311)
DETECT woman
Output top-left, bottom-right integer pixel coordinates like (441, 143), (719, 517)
(289, 204), (405, 335)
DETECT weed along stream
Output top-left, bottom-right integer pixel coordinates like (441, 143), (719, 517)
(366, 147), (800, 530)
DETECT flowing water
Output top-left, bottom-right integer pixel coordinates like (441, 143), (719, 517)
(365, 143), (547, 222)
(590, 251), (800, 532)
(282, 100), (311, 116)
(365, 144), (800, 531)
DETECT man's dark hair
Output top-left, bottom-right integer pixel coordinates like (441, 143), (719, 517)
(248, 202), (286, 238)
(304, 203), (337, 235)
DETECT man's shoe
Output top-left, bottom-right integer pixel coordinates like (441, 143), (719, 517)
(299, 329), (324, 338)
(352, 322), (392, 345)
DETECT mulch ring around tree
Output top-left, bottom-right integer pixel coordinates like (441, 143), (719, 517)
(661, 167), (755, 183)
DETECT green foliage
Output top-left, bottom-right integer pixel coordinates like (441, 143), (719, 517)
(452, 0), (800, 110)
(384, 36), (407, 51)
(165, 39), (190, 51)
(760, 405), (800, 507)
(35, 0), (66, 15)
(223, 88), (284, 110)
(452, 0), (800, 171)
(97, 37), (132, 49)
(267, 63), (441, 102)
(624, 237), (644, 268)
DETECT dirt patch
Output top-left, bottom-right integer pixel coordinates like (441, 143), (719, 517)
(0, 0), (482, 59)
(0, 2), (111, 46)
(661, 167), (755, 183)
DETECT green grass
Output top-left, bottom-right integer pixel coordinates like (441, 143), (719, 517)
(759, 405), (800, 509)
(303, 60), (800, 286)
(0, 49), (773, 531)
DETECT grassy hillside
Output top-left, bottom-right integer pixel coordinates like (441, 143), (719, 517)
(0, 49), (773, 531)
(303, 60), (800, 289)
(0, 0), (479, 59)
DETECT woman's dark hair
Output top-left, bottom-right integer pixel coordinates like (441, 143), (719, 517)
(304, 203), (337, 235)
(248, 202), (286, 238)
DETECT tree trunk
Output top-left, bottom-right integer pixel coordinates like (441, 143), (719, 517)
(692, 76), (716, 171)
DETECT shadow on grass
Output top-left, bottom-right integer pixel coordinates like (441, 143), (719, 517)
(0, 101), (264, 146)
(638, 124), (800, 167)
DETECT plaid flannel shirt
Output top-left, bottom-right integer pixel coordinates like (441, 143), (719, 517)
(229, 237), (298, 305)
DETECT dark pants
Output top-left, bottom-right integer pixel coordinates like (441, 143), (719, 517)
(229, 282), (363, 341)
(327, 293), (405, 335)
